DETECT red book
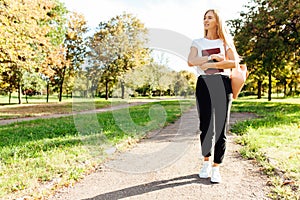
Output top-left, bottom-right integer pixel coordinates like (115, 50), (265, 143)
(201, 48), (223, 74)
(201, 48), (220, 56)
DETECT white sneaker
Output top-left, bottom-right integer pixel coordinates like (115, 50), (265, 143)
(198, 161), (211, 178)
(211, 166), (222, 183)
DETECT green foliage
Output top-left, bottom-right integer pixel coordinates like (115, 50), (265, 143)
(0, 0), (57, 99)
(228, 0), (300, 100)
(0, 0), (72, 104)
(46, 0), (68, 46)
(231, 98), (300, 199)
(87, 13), (151, 99)
(0, 0), (90, 104)
(51, 11), (88, 102)
(122, 62), (196, 97)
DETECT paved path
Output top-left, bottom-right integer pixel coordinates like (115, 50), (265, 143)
(49, 107), (270, 200)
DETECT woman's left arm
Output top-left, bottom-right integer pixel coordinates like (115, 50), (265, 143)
(200, 48), (238, 71)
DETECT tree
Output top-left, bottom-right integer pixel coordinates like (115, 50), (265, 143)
(22, 71), (45, 103)
(0, 0), (76, 104)
(228, 0), (300, 100)
(122, 62), (196, 97)
(0, 0), (57, 104)
(174, 70), (196, 97)
(88, 13), (150, 100)
(55, 11), (88, 102)
(42, 0), (68, 102)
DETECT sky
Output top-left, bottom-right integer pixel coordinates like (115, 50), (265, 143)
(61, 0), (248, 72)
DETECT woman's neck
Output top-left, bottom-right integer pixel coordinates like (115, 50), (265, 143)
(205, 32), (219, 40)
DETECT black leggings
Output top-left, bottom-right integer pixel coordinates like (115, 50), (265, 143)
(196, 74), (232, 164)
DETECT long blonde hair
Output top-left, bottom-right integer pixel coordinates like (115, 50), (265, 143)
(204, 9), (239, 61)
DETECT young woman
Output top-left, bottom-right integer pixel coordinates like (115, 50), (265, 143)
(187, 9), (240, 183)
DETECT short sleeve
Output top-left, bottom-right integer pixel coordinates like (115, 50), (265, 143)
(191, 40), (198, 48)
(225, 44), (230, 51)
(223, 44), (230, 52)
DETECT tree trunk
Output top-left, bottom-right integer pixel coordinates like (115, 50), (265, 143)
(8, 91), (11, 104)
(18, 82), (22, 104)
(59, 81), (63, 102)
(46, 81), (49, 103)
(257, 80), (262, 99)
(91, 89), (95, 98)
(283, 82), (287, 97)
(105, 80), (109, 100)
(288, 80), (294, 96)
(59, 68), (66, 102)
(121, 80), (125, 99)
(268, 69), (272, 101)
(58, 77), (64, 102)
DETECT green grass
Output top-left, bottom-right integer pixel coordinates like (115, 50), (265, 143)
(0, 99), (195, 199)
(231, 97), (300, 199)
(0, 94), (69, 105)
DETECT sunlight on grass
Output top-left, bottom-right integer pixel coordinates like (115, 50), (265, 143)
(231, 99), (300, 199)
(0, 99), (195, 199)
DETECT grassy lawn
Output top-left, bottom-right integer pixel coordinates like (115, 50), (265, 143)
(0, 94), (70, 105)
(0, 96), (127, 120)
(0, 99), (195, 199)
(0, 95), (188, 120)
(1, 94), (299, 199)
(231, 96), (300, 199)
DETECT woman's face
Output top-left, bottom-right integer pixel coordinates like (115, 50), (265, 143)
(204, 11), (217, 31)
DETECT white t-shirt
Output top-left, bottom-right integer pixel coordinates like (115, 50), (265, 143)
(191, 38), (230, 77)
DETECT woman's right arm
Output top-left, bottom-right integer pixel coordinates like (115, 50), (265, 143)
(187, 46), (210, 67)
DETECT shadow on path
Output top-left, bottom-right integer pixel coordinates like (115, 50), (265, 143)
(83, 174), (209, 200)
